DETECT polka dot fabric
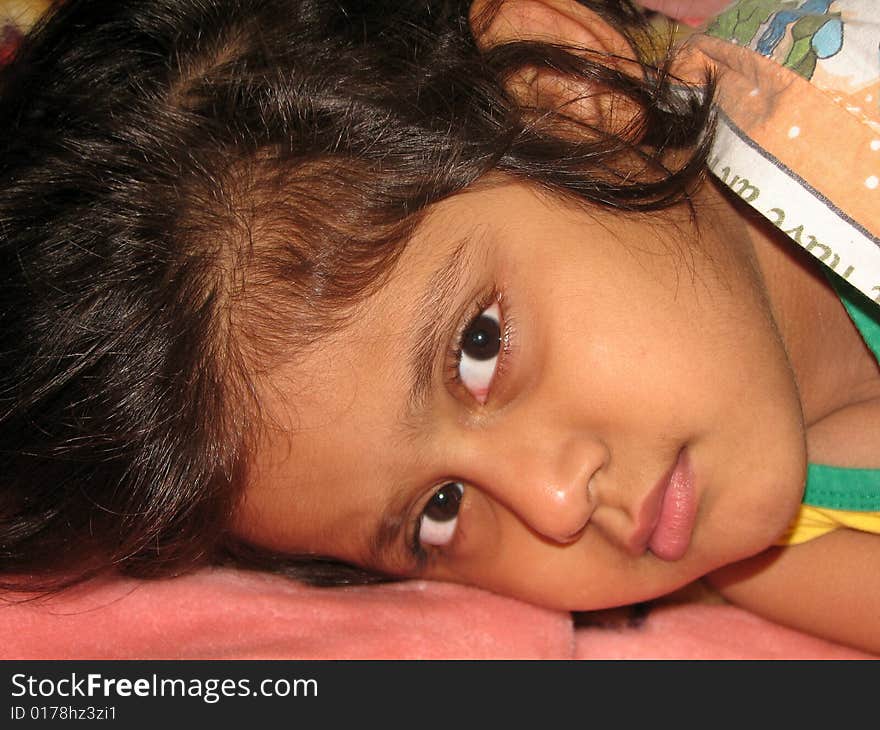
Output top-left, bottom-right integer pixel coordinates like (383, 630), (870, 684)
(680, 0), (880, 307)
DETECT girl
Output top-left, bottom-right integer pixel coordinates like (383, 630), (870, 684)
(0, 0), (877, 653)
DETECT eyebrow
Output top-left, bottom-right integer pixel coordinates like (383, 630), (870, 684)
(405, 236), (475, 419)
(366, 236), (477, 567)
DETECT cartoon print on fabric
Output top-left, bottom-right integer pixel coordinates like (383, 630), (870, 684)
(708, 0), (842, 80)
(0, 1), (52, 67)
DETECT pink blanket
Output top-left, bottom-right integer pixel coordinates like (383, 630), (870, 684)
(3, 568), (872, 659)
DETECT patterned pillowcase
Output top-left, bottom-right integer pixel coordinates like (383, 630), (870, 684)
(0, 0), (51, 65)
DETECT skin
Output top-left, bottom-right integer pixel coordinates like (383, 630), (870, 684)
(236, 175), (860, 600)
(236, 1), (880, 651)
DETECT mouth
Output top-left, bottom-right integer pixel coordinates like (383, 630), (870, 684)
(631, 448), (698, 561)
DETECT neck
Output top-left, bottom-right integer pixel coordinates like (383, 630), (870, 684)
(707, 180), (880, 431)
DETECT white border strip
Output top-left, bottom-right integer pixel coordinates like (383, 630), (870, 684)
(708, 114), (880, 304)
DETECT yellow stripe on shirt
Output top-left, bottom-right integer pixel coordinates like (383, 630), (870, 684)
(777, 505), (880, 546)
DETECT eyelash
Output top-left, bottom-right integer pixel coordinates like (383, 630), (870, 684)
(407, 484), (465, 568)
(444, 287), (513, 403)
(407, 289), (514, 566)
(408, 513), (432, 569)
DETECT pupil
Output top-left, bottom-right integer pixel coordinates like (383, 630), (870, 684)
(462, 314), (500, 361)
(424, 483), (462, 522)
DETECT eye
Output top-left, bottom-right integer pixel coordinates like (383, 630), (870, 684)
(417, 482), (464, 547)
(458, 302), (501, 403)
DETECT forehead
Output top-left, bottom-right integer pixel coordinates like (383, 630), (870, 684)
(234, 188), (495, 562)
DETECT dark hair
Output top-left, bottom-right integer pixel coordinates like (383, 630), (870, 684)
(0, 0), (713, 592)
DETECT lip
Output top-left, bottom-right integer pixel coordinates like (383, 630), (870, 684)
(630, 448), (698, 561)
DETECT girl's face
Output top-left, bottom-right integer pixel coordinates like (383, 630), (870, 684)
(235, 178), (807, 611)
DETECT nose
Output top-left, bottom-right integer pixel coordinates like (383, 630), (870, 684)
(461, 425), (608, 544)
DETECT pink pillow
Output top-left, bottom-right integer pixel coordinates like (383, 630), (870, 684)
(4, 567), (875, 659)
(1, 568), (573, 659)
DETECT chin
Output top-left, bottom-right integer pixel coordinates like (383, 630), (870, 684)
(754, 459), (807, 544)
(711, 472), (805, 570)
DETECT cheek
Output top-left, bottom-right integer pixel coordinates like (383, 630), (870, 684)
(546, 290), (734, 429)
(695, 351), (807, 561)
(558, 257), (806, 555)
(577, 245), (799, 420)
(665, 302), (808, 562)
